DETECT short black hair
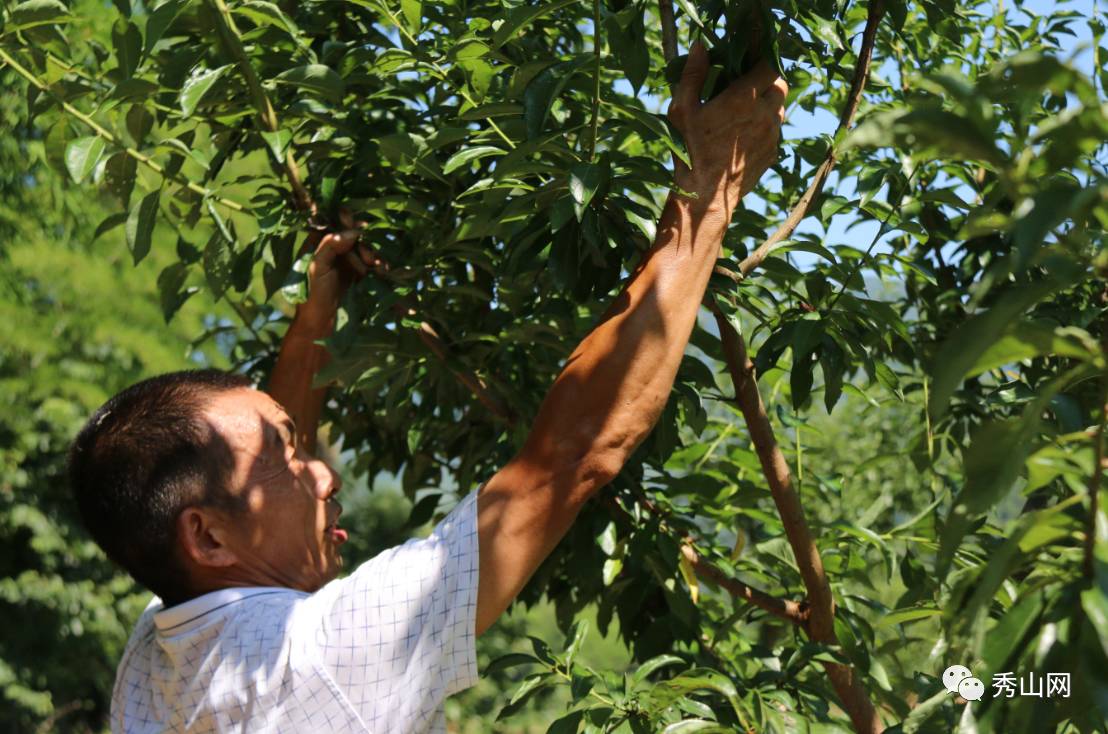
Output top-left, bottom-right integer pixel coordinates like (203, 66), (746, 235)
(67, 369), (253, 606)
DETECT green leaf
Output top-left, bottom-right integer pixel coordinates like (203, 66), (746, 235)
(672, 0), (703, 27)
(546, 710), (584, 734)
(180, 64), (232, 117)
(820, 341), (845, 412)
(647, 669), (739, 712)
(93, 211), (128, 240)
(568, 163), (604, 220)
(529, 636), (556, 665)
(876, 606), (941, 627)
(405, 493), (439, 528)
(274, 64), (345, 102)
(605, 11), (649, 94)
(206, 198), (235, 246)
(491, 0), (580, 48)
(400, 0), (421, 31)
(8, 0), (72, 30)
(143, 0), (186, 56)
(597, 521), (617, 556)
(125, 189), (159, 265)
(44, 118), (71, 176)
(484, 653), (539, 675)
(524, 57), (590, 139)
(451, 39), (489, 61)
(233, 0), (300, 38)
(497, 674), (555, 720)
(981, 590), (1044, 673)
(260, 129), (292, 163)
(847, 106), (1005, 164)
(602, 557), (621, 585)
(230, 240), (255, 293)
(899, 688), (949, 733)
(945, 367), (1091, 564)
(64, 136), (106, 184)
(929, 263), (1085, 418)
(662, 721), (727, 734)
(564, 619), (588, 669)
(631, 655), (685, 685)
(104, 152), (137, 205)
(967, 321), (1096, 376)
(126, 105), (153, 145)
(112, 19), (141, 78)
(156, 262), (195, 322)
(442, 146), (505, 175)
(203, 233), (233, 298)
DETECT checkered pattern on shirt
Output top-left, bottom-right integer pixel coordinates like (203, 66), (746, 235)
(312, 491), (480, 730)
(110, 491), (480, 734)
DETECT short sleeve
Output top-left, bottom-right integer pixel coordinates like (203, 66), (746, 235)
(311, 491), (480, 730)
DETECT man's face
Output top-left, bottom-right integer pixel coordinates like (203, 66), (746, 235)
(200, 387), (348, 592)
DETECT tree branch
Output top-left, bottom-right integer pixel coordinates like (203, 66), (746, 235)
(586, 0), (603, 161)
(207, 0), (314, 212)
(601, 494), (808, 627)
(0, 48), (245, 213)
(737, 0), (885, 278)
(413, 319), (517, 425)
(680, 542), (810, 626)
(653, 4), (885, 727)
(658, 0), (678, 67)
(711, 300), (884, 734)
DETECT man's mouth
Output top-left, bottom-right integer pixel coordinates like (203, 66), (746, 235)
(326, 521), (349, 544)
(326, 497), (347, 544)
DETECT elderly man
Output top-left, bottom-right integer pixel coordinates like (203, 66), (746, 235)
(68, 43), (786, 733)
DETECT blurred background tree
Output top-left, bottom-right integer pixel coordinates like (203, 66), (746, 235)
(1, 0), (1106, 731)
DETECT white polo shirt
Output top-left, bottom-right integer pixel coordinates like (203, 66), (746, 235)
(111, 492), (479, 733)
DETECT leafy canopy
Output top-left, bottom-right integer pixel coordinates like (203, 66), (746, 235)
(1, 0), (1106, 731)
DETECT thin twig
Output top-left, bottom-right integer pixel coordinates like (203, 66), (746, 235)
(681, 543), (810, 626)
(1085, 398), (1106, 577)
(586, 0), (603, 161)
(207, 0), (314, 212)
(414, 320), (517, 425)
(824, 162), (920, 311)
(737, 0), (886, 278)
(601, 494), (807, 626)
(0, 48), (245, 213)
(659, 0), (678, 63)
(1086, 286), (1108, 577)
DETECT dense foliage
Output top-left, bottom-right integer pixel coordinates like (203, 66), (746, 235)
(1, 0), (1106, 731)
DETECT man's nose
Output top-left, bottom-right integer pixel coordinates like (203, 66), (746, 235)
(305, 456), (341, 499)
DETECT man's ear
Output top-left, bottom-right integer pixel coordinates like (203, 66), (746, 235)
(177, 507), (238, 569)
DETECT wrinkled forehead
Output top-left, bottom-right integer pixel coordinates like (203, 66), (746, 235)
(201, 387), (287, 457)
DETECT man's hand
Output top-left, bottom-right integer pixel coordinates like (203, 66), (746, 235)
(295, 212), (383, 337)
(668, 42), (787, 215)
(472, 49), (786, 637)
(268, 211), (381, 454)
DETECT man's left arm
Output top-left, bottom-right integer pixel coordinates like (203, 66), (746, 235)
(267, 220), (379, 454)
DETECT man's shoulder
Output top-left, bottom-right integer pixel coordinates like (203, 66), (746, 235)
(116, 587), (322, 692)
(149, 587), (308, 632)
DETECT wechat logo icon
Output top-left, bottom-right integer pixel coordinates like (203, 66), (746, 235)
(943, 664), (985, 701)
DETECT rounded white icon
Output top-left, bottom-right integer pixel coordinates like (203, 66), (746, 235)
(942, 664), (973, 693)
(958, 676), (985, 701)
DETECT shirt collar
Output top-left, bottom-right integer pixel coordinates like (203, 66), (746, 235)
(154, 586), (300, 633)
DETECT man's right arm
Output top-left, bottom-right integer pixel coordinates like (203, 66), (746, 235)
(474, 45), (788, 635)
